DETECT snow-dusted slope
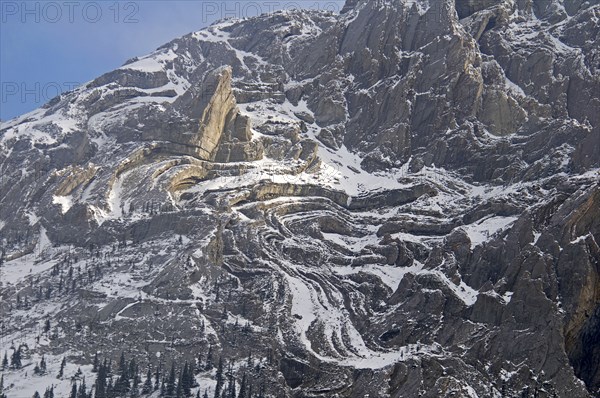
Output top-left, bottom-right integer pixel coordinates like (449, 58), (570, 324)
(1, 0), (600, 397)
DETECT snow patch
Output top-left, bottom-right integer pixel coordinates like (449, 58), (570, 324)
(52, 195), (73, 214)
(460, 216), (519, 249)
(334, 262), (424, 292)
(431, 270), (479, 306)
(120, 49), (178, 73)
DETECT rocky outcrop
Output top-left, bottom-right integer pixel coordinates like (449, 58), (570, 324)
(1, 0), (599, 397)
(193, 67), (242, 160)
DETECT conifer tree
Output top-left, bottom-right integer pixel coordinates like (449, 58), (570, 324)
(226, 376), (236, 398)
(113, 352), (131, 397)
(40, 355), (47, 374)
(105, 359), (112, 376)
(95, 359), (108, 398)
(154, 363), (161, 391)
(11, 346), (22, 369)
(142, 368), (153, 394)
(131, 371), (139, 398)
(128, 359), (137, 382)
(44, 386), (54, 398)
(196, 354), (203, 373)
(78, 378), (88, 398)
(181, 362), (193, 397)
(106, 378), (114, 398)
(119, 353), (127, 376)
(213, 357), (224, 398)
(176, 371), (184, 398)
(58, 357), (66, 379)
(92, 353), (99, 372)
(167, 362), (177, 398)
(33, 391), (41, 398)
(116, 370), (130, 396)
(239, 373), (247, 398)
(69, 383), (78, 398)
(205, 345), (213, 371)
(1, 352), (8, 369)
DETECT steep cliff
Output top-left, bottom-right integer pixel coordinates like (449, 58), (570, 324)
(0, 0), (599, 397)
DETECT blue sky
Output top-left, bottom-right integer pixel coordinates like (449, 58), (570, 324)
(0, 1), (344, 121)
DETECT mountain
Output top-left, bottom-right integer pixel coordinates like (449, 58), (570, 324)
(1, 0), (599, 396)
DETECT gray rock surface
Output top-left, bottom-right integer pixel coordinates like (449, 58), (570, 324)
(0, 0), (599, 397)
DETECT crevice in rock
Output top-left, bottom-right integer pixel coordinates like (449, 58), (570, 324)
(571, 304), (600, 393)
(455, 0), (503, 19)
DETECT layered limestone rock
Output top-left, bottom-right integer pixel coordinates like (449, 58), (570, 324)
(193, 67), (250, 160)
(0, 0), (599, 397)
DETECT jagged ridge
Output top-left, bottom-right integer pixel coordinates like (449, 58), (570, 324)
(0, 0), (599, 397)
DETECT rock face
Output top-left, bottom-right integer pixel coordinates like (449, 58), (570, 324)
(0, 0), (599, 397)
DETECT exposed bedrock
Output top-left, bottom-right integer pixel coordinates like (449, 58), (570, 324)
(1, 0), (600, 397)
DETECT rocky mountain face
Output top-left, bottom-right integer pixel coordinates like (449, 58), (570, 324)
(1, 0), (599, 396)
